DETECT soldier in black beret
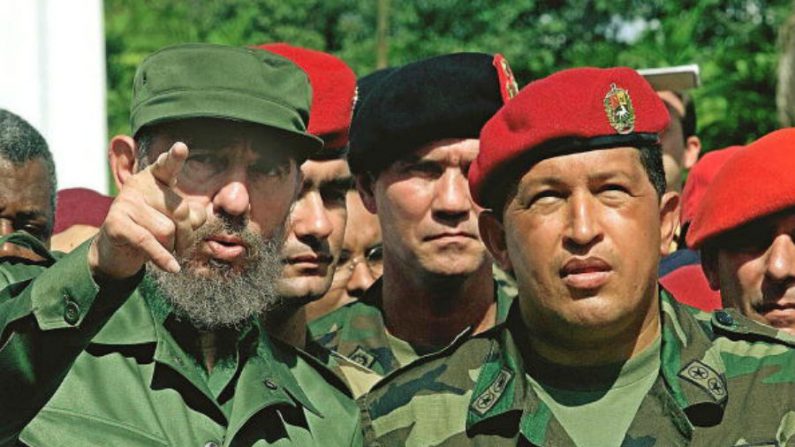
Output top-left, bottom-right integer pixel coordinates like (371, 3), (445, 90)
(307, 52), (520, 392)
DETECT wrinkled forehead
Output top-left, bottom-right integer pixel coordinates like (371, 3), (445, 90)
(0, 156), (53, 187)
(395, 138), (480, 165)
(0, 158), (53, 212)
(300, 158), (352, 186)
(510, 146), (646, 193)
(141, 118), (310, 169)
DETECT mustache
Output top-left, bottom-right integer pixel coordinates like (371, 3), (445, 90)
(185, 214), (285, 263)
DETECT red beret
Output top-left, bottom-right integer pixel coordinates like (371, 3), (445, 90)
(259, 43), (356, 151)
(470, 66), (670, 209)
(660, 265), (722, 311)
(688, 128), (795, 249)
(680, 145), (743, 226)
(53, 188), (113, 234)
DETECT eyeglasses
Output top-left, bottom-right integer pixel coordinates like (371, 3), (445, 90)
(336, 244), (384, 277)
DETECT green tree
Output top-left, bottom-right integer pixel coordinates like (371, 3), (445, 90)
(105, 0), (792, 155)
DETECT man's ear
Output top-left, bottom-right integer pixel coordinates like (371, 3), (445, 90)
(109, 135), (139, 189)
(700, 247), (721, 291)
(356, 173), (378, 214)
(659, 191), (680, 256)
(479, 211), (512, 272)
(683, 135), (702, 170)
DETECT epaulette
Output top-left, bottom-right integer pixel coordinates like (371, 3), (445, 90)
(709, 308), (795, 348)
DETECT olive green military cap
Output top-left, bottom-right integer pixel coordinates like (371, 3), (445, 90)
(130, 43), (323, 158)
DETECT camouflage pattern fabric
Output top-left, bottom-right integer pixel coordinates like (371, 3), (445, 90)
(491, 264), (517, 298)
(305, 340), (382, 399)
(360, 290), (795, 446)
(308, 273), (516, 377)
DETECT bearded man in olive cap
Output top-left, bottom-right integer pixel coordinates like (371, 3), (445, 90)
(0, 43), (362, 446)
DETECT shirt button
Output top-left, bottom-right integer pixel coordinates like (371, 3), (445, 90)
(715, 310), (734, 326)
(264, 379), (278, 390)
(63, 298), (80, 325)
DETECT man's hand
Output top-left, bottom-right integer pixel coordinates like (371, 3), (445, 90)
(88, 143), (207, 280)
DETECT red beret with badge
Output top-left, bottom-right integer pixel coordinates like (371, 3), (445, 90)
(680, 145), (743, 227)
(259, 43), (356, 152)
(470, 66), (670, 210)
(687, 128), (795, 249)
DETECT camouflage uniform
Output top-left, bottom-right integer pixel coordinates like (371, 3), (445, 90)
(308, 266), (516, 378)
(360, 290), (795, 446)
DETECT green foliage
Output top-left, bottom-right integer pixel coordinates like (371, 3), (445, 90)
(105, 0), (792, 153)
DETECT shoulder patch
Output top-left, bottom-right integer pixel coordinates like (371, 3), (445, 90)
(678, 360), (727, 403)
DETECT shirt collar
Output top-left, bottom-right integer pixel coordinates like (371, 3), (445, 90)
(465, 290), (728, 438)
(89, 273), (324, 419)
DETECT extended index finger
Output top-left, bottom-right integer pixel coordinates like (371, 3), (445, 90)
(150, 142), (189, 187)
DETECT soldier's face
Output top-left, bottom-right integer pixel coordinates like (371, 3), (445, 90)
(277, 158), (351, 303)
(305, 189), (382, 321)
(703, 212), (795, 335)
(142, 120), (300, 275)
(366, 138), (489, 280)
(137, 119), (302, 328)
(0, 157), (53, 261)
(492, 147), (677, 344)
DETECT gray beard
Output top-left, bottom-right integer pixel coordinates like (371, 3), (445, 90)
(147, 216), (285, 330)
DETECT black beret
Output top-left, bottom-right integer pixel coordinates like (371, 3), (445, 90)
(354, 67), (397, 117)
(349, 52), (509, 175)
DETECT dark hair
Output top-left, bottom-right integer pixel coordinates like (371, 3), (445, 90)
(499, 144), (666, 219)
(0, 109), (57, 230)
(638, 143), (667, 198)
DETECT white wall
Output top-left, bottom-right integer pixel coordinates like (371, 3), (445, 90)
(0, 0), (108, 194)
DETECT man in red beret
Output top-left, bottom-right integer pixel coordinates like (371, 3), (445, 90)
(359, 67), (795, 445)
(689, 129), (795, 335)
(305, 188), (383, 322)
(255, 44), (356, 350)
(658, 146), (743, 311)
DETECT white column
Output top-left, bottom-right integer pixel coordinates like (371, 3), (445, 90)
(0, 0), (108, 194)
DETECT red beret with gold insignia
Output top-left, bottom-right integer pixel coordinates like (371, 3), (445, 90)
(470, 66), (669, 210)
(259, 43), (356, 152)
(680, 145), (743, 227)
(687, 128), (795, 249)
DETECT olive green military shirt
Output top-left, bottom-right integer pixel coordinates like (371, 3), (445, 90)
(360, 290), (795, 446)
(308, 271), (515, 378)
(0, 235), (363, 446)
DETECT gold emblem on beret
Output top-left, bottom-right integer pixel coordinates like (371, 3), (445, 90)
(493, 54), (519, 102)
(603, 83), (635, 134)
